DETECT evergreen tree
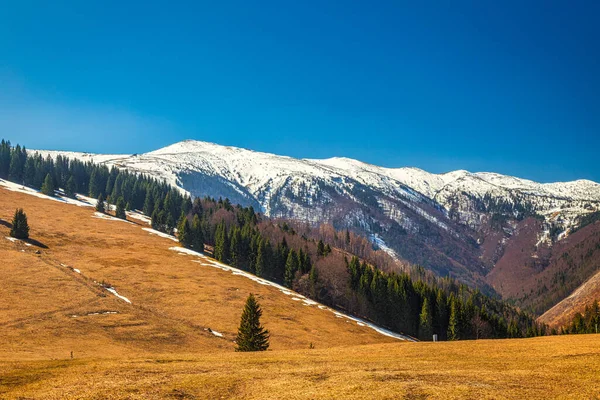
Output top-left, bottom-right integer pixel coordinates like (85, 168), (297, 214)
(96, 194), (106, 213)
(9, 145), (26, 182)
(143, 189), (154, 215)
(255, 239), (266, 277)
(115, 196), (126, 219)
(177, 213), (192, 248)
(65, 176), (77, 198)
(10, 208), (29, 240)
(235, 294), (270, 352)
(191, 214), (204, 251)
(230, 227), (243, 268)
(317, 239), (325, 256)
(214, 222), (230, 262)
(284, 250), (298, 288)
(0, 139), (11, 179)
(88, 170), (101, 198)
(41, 173), (55, 196)
(419, 297), (433, 340)
(447, 297), (459, 340)
(435, 290), (448, 339)
(309, 265), (319, 284)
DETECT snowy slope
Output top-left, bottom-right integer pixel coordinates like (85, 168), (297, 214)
(35, 139), (600, 234)
(35, 140), (600, 283)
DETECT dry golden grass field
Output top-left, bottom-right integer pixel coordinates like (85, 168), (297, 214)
(1, 186), (599, 399)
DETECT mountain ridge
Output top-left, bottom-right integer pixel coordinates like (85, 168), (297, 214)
(35, 139), (600, 312)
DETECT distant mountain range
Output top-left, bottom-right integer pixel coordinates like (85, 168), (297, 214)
(38, 140), (600, 315)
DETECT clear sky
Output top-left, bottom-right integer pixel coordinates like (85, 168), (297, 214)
(1, 1), (598, 183)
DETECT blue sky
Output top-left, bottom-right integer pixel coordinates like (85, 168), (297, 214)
(1, 1), (598, 182)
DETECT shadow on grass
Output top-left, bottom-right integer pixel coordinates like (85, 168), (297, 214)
(1, 218), (48, 248)
(25, 238), (48, 249)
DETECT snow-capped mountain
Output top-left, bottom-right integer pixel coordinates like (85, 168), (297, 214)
(37, 140), (600, 292)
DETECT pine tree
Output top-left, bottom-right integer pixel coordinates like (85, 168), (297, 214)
(284, 250), (298, 288)
(235, 293), (270, 352)
(255, 239), (265, 277)
(115, 196), (126, 219)
(0, 139), (11, 179)
(177, 213), (192, 248)
(96, 194), (106, 213)
(419, 297), (433, 340)
(317, 239), (325, 256)
(165, 212), (175, 233)
(447, 297), (459, 340)
(9, 145), (25, 182)
(143, 189), (154, 215)
(435, 290), (448, 339)
(214, 222), (230, 262)
(230, 226), (243, 268)
(88, 170), (100, 198)
(191, 214), (204, 251)
(10, 208), (29, 239)
(41, 173), (55, 196)
(309, 265), (319, 284)
(65, 176), (77, 198)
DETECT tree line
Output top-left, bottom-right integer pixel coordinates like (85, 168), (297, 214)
(561, 300), (599, 335)
(1, 139), (188, 223)
(346, 256), (545, 340)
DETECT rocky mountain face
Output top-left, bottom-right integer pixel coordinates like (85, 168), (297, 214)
(38, 140), (600, 311)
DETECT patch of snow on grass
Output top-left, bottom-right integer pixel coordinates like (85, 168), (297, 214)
(93, 212), (132, 224)
(104, 287), (132, 304)
(142, 228), (178, 242)
(128, 211), (151, 224)
(210, 330), (223, 337)
(5, 236), (19, 243)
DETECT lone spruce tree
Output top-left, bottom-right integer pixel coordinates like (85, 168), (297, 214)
(10, 208), (29, 239)
(235, 294), (270, 352)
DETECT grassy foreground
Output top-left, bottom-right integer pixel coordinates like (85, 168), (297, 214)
(1, 335), (599, 399)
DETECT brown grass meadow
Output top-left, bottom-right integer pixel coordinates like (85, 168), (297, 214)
(1, 187), (599, 399)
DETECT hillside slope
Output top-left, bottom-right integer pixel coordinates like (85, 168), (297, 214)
(0, 185), (403, 361)
(538, 269), (600, 328)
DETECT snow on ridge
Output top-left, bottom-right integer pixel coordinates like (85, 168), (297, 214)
(35, 141), (600, 203)
(30, 140), (600, 228)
